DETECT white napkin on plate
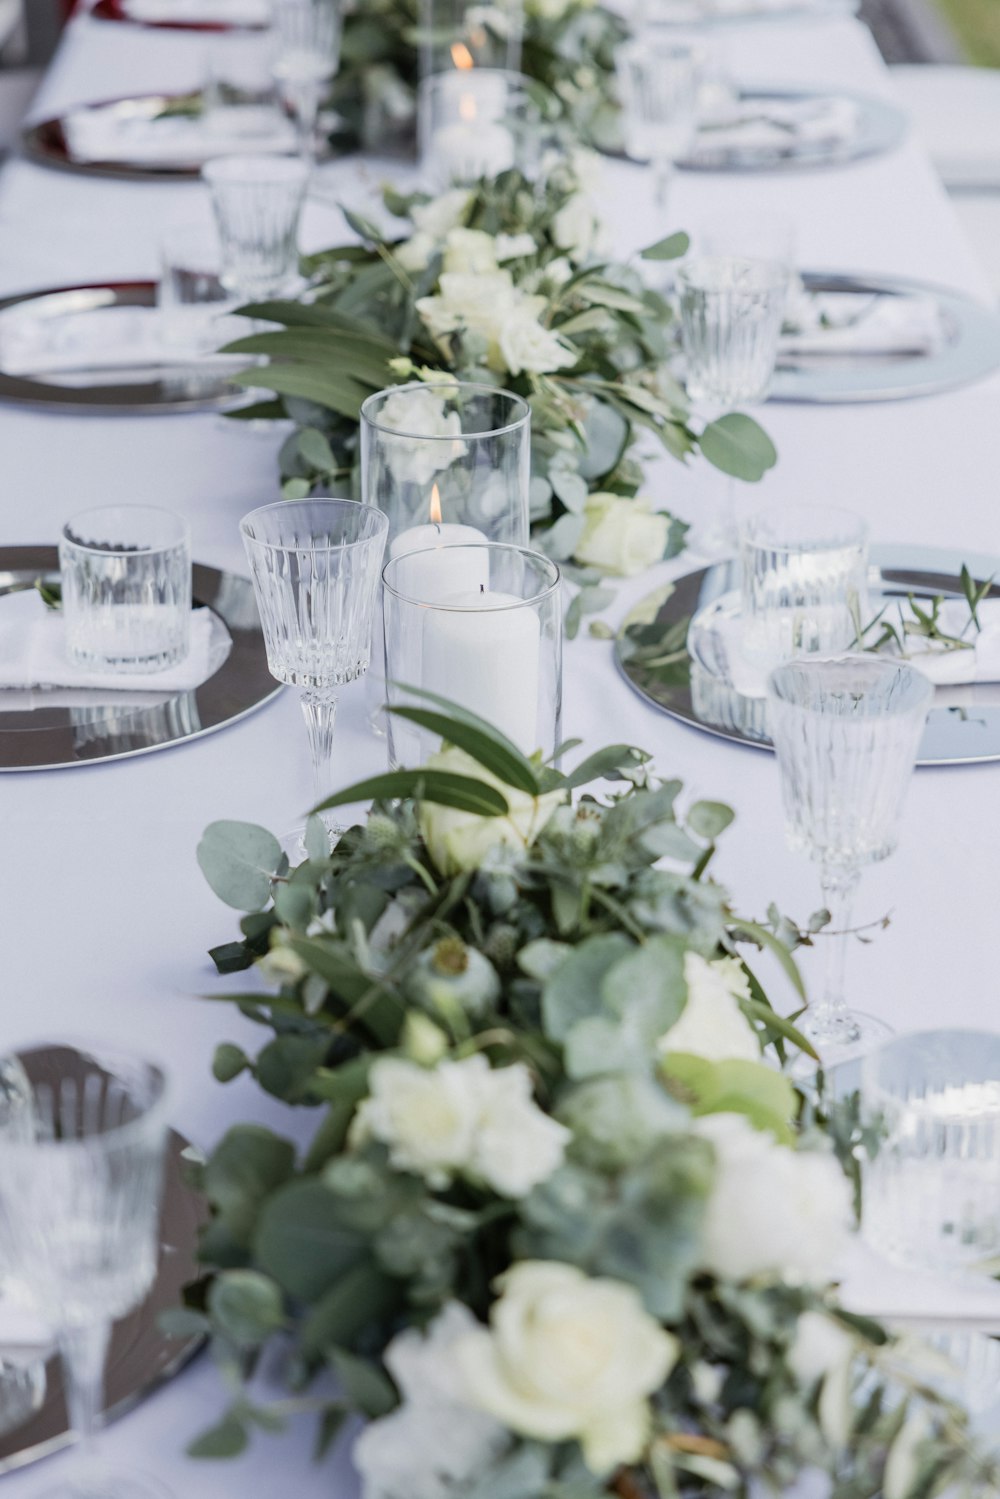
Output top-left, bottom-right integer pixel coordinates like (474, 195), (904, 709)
(781, 285), (947, 357)
(124, 0), (270, 22)
(63, 102), (295, 166)
(0, 304), (248, 379)
(0, 602), (231, 693)
(698, 96), (860, 153)
(898, 598), (1000, 685)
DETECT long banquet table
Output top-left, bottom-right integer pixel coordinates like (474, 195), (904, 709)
(3, 6), (1000, 1493)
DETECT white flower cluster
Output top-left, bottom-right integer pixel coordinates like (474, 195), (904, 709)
(351, 1052), (570, 1197)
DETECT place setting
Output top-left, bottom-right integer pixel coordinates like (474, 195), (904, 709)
(90, 0), (271, 30)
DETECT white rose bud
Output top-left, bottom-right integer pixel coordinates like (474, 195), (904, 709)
(374, 387), (467, 488)
(495, 232), (539, 262)
(499, 310), (577, 377)
(457, 1261), (678, 1473)
(418, 746), (565, 878)
(394, 232), (436, 272)
(573, 493), (671, 577)
(351, 1055), (482, 1189)
(552, 194), (600, 263)
(657, 952), (760, 1064)
(469, 1065), (571, 1198)
(411, 188), (473, 239)
(696, 1114), (853, 1286)
(442, 228), (499, 275)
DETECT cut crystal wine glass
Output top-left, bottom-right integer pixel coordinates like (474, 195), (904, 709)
(271, 0), (342, 160)
(0, 1046), (170, 1499)
(614, 36), (699, 217)
(766, 655), (933, 1060)
(240, 498), (388, 843)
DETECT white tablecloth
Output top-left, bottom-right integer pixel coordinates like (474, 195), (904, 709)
(3, 9), (1000, 1495)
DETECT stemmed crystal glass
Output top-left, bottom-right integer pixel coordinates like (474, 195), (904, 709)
(270, 0), (342, 161)
(240, 498), (388, 843)
(0, 1046), (170, 1499)
(614, 36), (699, 215)
(766, 655), (933, 1060)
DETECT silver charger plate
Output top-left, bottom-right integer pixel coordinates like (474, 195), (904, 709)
(0, 546), (281, 771)
(771, 272), (1000, 403)
(615, 543), (1000, 767)
(91, 0), (268, 30)
(679, 89), (905, 172)
(0, 283), (240, 415)
(0, 1045), (206, 1474)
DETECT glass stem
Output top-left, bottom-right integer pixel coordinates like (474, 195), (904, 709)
(814, 865), (861, 1040)
(59, 1319), (111, 1465)
(300, 688), (338, 814)
(653, 157), (674, 217)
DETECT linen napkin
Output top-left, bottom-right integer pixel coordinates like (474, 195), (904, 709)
(697, 96), (860, 155)
(781, 285), (947, 358)
(123, 0), (271, 22)
(0, 599), (231, 693)
(0, 304), (247, 379)
(63, 102), (295, 166)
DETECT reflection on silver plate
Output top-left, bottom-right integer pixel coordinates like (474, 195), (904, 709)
(0, 547), (281, 771)
(0, 283), (239, 415)
(679, 89), (905, 172)
(771, 272), (1000, 403)
(0, 1045), (206, 1474)
(635, 0), (858, 26)
(616, 544), (1000, 766)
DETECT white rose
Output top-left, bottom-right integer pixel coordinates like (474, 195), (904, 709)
(696, 1114), (853, 1286)
(657, 953), (759, 1064)
(552, 194), (600, 263)
(355, 1304), (509, 1499)
(411, 189), (473, 239)
(442, 228), (499, 275)
(416, 270), (516, 358)
(471, 1064), (571, 1197)
(351, 1055), (482, 1187)
(395, 232), (436, 272)
(573, 493), (671, 577)
(457, 1262), (678, 1473)
(543, 255), (574, 287)
(375, 387), (467, 488)
(495, 232), (538, 262)
(498, 309), (577, 377)
(788, 1311), (854, 1389)
(418, 746), (565, 877)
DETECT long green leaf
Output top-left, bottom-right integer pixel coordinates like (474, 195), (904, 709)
(387, 684), (535, 765)
(740, 997), (819, 1062)
(561, 744), (650, 789)
(222, 331), (394, 388)
(236, 302), (395, 342)
(314, 769), (509, 817)
(730, 919), (806, 1000)
(387, 705), (540, 795)
(230, 364), (370, 420)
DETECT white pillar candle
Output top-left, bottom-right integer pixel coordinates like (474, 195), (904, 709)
(421, 587), (540, 752)
(429, 71), (515, 182)
(389, 523), (490, 601)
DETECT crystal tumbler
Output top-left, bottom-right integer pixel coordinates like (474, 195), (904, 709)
(59, 505), (191, 673)
(862, 1030), (1000, 1274)
(740, 505), (869, 669)
(203, 154), (309, 300)
(678, 255), (790, 406)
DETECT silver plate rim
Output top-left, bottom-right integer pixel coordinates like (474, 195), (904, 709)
(615, 543), (1000, 767)
(678, 87), (906, 173)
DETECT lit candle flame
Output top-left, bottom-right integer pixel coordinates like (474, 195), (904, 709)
(429, 483), (443, 525)
(451, 41), (475, 69)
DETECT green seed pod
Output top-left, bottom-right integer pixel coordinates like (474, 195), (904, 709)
(406, 937), (501, 1019)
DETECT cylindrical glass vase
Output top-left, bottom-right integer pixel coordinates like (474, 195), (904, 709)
(418, 69), (546, 186)
(383, 543), (561, 764)
(419, 0), (524, 76)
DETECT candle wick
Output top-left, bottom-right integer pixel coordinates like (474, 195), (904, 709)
(434, 522), (441, 536)
(479, 583), (485, 594)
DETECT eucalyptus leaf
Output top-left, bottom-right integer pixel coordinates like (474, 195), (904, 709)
(699, 413), (778, 482)
(253, 1179), (366, 1302)
(208, 1269), (285, 1348)
(641, 231), (690, 261)
(187, 1413), (248, 1460)
(197, 821), (283, 911)
(542, 932), (633, 1040)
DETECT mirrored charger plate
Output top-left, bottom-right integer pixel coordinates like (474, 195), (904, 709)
(0, 1045), (206, 1474)
(0, 283), (242, 415)
(629, 0), (859, 26)
(615, 543), (1000, 767)
(0, 546), (280, 771)
(679, 88), (905, 172)
(770, 272), (1000, 403)
(91, 0), (269, 30)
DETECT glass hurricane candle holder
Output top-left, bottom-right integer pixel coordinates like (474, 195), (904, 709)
(418, 69), (545, 186)
(861, 1030), (1000, 1275)
(383, 543), (561, 764)
(419, 0), (524, 75)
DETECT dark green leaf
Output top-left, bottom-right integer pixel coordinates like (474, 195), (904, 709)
(254, 1179), (366, 1301)
(730, 919), (806, 1001)
(208, 1269), (285, 1347)
(561, 744), (650, 789)
(212, 1043), (249, 1083)
(329, 1348), (398, 1417)
(230, 364), (370, 420)
(699, 413), (777, 482)
(387, 705), (540, 794)
(641, 231), (690, 261)
(315, 769), (509, 817)
(188, 1413), (248, 1460)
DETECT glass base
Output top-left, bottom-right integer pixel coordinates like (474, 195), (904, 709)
(278, 819), (343, 865)
(35, 1464), (172, 1499)
(793, 1009), (894, 1073)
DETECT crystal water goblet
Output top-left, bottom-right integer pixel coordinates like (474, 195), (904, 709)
(0, 1045), (170, 1499)
(240, 498), (388, 843)
(766, 655), (933, 1060)
(202, 154), (309, 301)
(270, 0), (342, 161)
(614, 35), (699, 216)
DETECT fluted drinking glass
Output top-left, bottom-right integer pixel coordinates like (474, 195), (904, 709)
(615, 37), (699, 215)
(240, 498), (388, 840)
(271, 0), (342, 160)
(0, 1046), (169, 1499)
(766, 656), (933, 1058)
(203, 155), (309, 300)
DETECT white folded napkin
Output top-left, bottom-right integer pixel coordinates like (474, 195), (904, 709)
(698, 96), (860, 154)
(781, 286), (947, 357)
(0, 600), (231, 693)
(0, 1299), (52, 1362)
(901, 598), (1000, 685)
(63, 102), (296, 166)
(124, 0), (270, 22)
(0, 304), (248, 379)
